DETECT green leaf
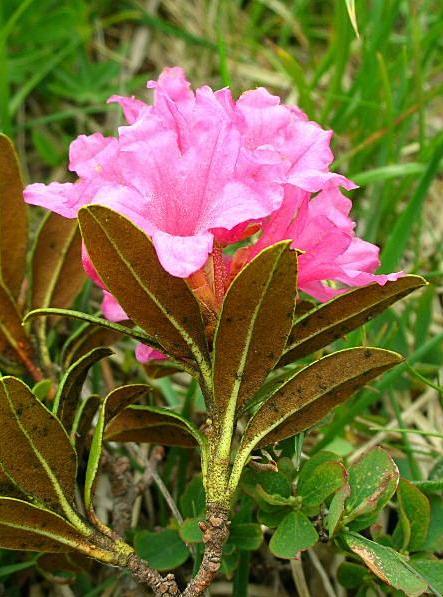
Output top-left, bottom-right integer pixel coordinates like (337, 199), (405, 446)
(84, 385), (150, 512)
(341, 532), (428, 597)
(423, 497), (443, 552)
(337, 561), (369, 589)
(0, 497), (88, 553)
(279, 276), (426, 366)
(328, 483), (351, 537)
(213, 241), (297, 428)
(105, 404), (203, 449)
(257, 507), (290, 528)
(0, 377), (77, 513)
(0, 559), (38, 579)
(30, 213), (86, 310)
(269, 511), (318, 558)
(410, 559), (443, 594)
(396, 479), (430, 552)
(78, 206), (210, 382)
(345, 447), (399, 524)
(241, 469), (292, 503)
(54, 347), (112, 431)
(0, 134), (28, 299)
(297, 451), (342, 489)
(134, 529), (189, 571)
(298, 461), (347, 508)
(238, 348), (403, 455)
(229, 523), (263, 551)
(255, 485), (295, 508)
(32, 379), (53, 401)
(179, 518), (203, 544)
(180, 476), (206, 518)
(412, 479), (443, 494)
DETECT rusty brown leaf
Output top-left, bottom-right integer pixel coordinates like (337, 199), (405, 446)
(213, 242), (297, 427)
(0, 377), (77, 511)
(54, 347), (113, 432)
(78, 206), (210, 382)
(105, 405), (201, 448)
(0, 282), (40, 378)
(0, 497), (89, 553)
(239, 347), (403, 450)
(31, 212), (86, 310)
(279, 276), (426, 366)
(0, 134), (28, 299)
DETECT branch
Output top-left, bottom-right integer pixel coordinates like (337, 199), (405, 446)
(126, 553), (180, 596)
(181, 504), (230, 597)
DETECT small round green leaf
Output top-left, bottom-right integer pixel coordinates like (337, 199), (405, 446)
(134, 529), (189, 571)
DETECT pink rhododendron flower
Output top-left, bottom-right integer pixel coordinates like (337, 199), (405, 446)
(241, 185), (402, 301)
(24, 66), (402, 362)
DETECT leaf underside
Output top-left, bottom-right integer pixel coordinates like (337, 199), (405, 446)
(0, 134), (28, 300)
(279, 275), (426, 366)
(106, 405), (199, 448)
(213, 241), (298, 422)
(31, 212), (86, 310)
(54, 347), (113, 432)
(0, 377), (77, 510)
(78, 205), (209, 369)
(0, 282), (36, 363)
(240, 347), (403, 449)
(0, 497), (85, 553)
(84, 384), (151, 509)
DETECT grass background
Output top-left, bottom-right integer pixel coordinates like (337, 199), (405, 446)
(0, 0), (442, 594)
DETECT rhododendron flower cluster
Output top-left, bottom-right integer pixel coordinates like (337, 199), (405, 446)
(24, 67), (402, 361)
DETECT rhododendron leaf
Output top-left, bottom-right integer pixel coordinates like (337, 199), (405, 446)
(54, 347), (113, 431)
(341, 532), (428, 596)
(237, 348), (402, 453)
(84, 384), (151, 511)
(104, 384), (151, 424)
(30, 213), (86, 310)
(70, 395), (100, 460)
(213, 241), (297, 426)
(105, 404), (202, 448)
(0, 466), (22, 499)
(395, 479), (430, 552)
(62, 322), (122, 368)
(0, 134), (28, 299)
(0, 377), (77, 511)
(78, 206), (210, 379)
(298, 461), (347, 508)
(344, 447), (399, 526)
(37, 552), (93, 575)
(269, 511), (319, 558)
(25, 308), (161, 351)
(0, 497), (89, 553)
(328, 483), (351, 537)
(279, 275), (426, 366)
(0, 281), (36, 368)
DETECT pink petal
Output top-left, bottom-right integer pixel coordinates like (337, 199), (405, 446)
(23, 181), (90, 218)
(107, 95), (149, 124)
(69, 133), (118, 178)
(135, 344), (167, 363)
(82, 244), (105, 288)
(151, 229), (214, 278)
(102, 291), (128, 322)
(287, 171), (357, 193)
